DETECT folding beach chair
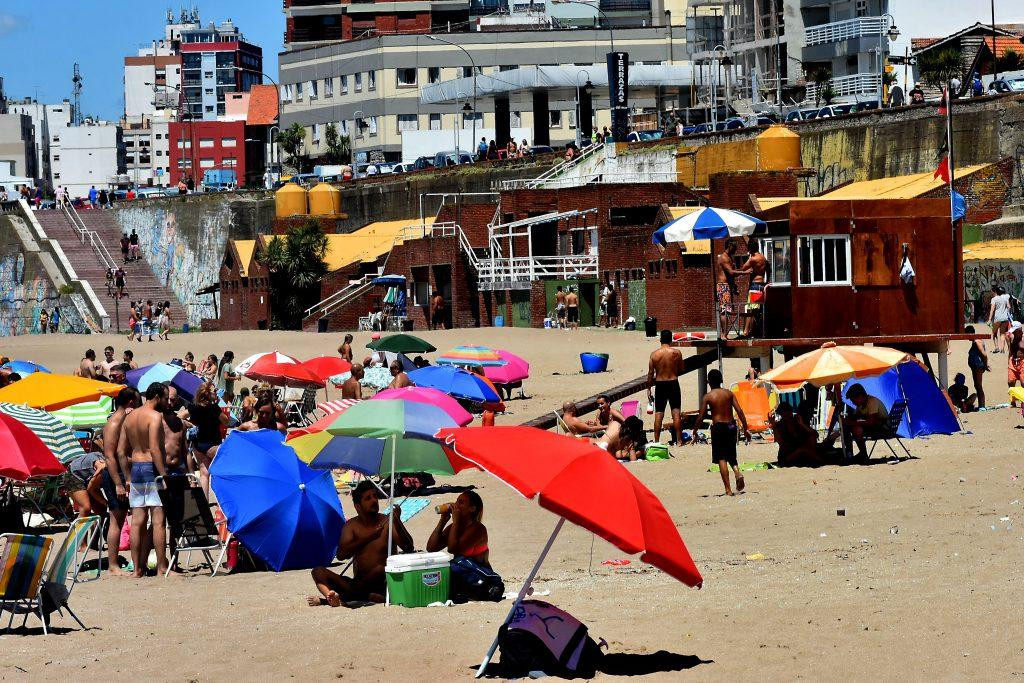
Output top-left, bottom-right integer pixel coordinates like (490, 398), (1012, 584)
(11, 477), (71, 527)
(0, 533), (53, 634)
(26, 516), (99, 632)
(52, 515), (102, 584)
(620, 400), (640, 419)
(162, 475), (228, 576)
(864, 399), (913, 461)
(731, 381), (772, 436)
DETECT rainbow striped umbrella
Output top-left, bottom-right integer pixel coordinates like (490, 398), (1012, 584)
(436, 345), (507, 367)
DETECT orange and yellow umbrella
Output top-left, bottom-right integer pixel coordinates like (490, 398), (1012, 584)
(759, 342), (909, 391)
(0, 373), (124, 411)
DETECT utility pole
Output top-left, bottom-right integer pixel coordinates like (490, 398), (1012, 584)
(991, 0), (999, 82)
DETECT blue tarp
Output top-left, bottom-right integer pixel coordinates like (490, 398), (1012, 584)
(843, 361), (960, 438)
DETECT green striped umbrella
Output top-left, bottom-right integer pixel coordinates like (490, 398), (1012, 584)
(50, 396), (113, 429)
(0, 403), (86, 464)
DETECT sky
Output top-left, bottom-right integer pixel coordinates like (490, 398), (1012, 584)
(0, 1), (281, 121)
(1, 0), (1023, 120)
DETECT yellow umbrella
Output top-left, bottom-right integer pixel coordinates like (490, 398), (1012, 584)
(0, 373), (124, 411)
(760, 342), (910, 391)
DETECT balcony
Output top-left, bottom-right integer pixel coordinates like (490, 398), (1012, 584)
(288, 25), (344, 44)
(804, 72), (880, 101)
(805, 16), (888, 46)
(600, 0), (651, 12)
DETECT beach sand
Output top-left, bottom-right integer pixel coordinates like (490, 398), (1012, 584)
(2, 327), (1023, 680)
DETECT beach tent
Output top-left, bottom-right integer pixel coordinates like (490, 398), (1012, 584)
(842, 361), (960, 438)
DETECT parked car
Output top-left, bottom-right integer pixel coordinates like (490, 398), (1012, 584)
(136, 187), (170, 198)
(432, 150), (474, 168)
(682, 125), (699, 135)
(626, 130), (665, 142)
(815, 104), (855, 119)
(527, 145), (555, 155)
(391, 163), (409, 174)
(691, 123), (713, 134)
(412, 156), (435, 171)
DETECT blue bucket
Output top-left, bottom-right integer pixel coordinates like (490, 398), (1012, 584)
(182, 323), (190, 333)
(580, 352), (609, 373)
(494, 315), (505, 327)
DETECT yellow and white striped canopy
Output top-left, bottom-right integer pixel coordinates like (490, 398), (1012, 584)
(760, 343), (910, 390)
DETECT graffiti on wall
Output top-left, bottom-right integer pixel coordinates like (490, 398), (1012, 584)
(0, 249), (89, 337)
(964, 260), (1023, 323)
(116, 203), (233, 326)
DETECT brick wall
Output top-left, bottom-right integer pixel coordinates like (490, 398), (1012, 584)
(920, 157), (1014, 224)
(435, 203), (498, 248)
(710, 171), (800, 213)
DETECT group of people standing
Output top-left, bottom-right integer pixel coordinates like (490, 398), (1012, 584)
(126, 300), (173, 342)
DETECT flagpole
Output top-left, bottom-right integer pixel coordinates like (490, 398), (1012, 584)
(946, 85), (956, 241)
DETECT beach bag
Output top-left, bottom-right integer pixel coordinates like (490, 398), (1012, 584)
(390, 472), (435, 496)
(644, 443), (671, 461)
(450, 556), (504, 602)
(497, 600), (604, 679)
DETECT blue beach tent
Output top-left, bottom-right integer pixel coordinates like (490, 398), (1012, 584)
(843, 361), (960, 438)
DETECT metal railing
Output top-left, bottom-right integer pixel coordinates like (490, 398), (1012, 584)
(480, 255), (599, 283)
(61, 203), (117, 272)
(805, 72), (880, 101)
(498, 142), (605, 190)
(303, 274), (376, 320)
(805, 16), (888, 46)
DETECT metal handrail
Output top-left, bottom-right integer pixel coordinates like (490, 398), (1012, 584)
(303, 274), (376, 319)
(62, 203), (116, 271)
(498, 142), (606, 190)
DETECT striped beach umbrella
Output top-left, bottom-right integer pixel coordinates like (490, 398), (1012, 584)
(652, 206), (765, 246)
(436, 345), (507, 367)
(51, 396), (113, 429)
(759, 342), (910, 391)
(0, 403), (86, 464)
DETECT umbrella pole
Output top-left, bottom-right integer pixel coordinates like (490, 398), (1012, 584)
(385, 435), (397, 607)
(476, 517), (566, 679)
(711, 241), (724, 373)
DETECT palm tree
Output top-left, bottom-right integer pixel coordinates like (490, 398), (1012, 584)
(807, 66), (832, 107)
(264, 218), (329, 329)
(918, 48), (962, 89)
(323, 123), (351, 165)
(277, 122), (308, 173)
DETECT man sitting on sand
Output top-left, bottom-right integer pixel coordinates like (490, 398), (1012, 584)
(769, 403), (832, 467)
(948, 373), (977, 414)
(342, 364), (364, 399)
(308, 480), (414, 607)
(591, 415), (647, 461)
(561, 401), (603, 436)
(693, 369), (750, 495)
(823, 383), (888, 460)
(387, 360), (411, 389)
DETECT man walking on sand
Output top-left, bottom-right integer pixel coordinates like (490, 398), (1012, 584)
(647, 329), (685, 445)
(101, 387), (141, 576)
(118, 383), (171, 577)
(565, 287), (580, 330)
(693, 369), (750, 496)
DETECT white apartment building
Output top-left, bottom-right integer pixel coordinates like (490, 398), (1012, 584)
(50, 121), (126, 198)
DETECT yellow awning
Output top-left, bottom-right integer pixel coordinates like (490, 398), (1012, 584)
(666, 206), (711, 254)
(261, 218), (435, 273)
(821, 163), (992, 200)
(234, 240), (256, 277)
(963, 239), (1024, 262)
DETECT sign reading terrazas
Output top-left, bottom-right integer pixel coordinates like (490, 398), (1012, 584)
(607, 52), (629, 142)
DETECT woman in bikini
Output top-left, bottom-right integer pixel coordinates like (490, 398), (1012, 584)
(427, 491), (490, 568)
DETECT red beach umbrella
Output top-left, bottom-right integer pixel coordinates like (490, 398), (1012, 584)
(436, 426), (702, 676)
(302, 356), (352, 382)
(0, 413), (67, 481)
(248, 361), (325, 388)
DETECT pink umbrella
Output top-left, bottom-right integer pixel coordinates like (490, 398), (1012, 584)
(483, 349), (530, 385)
(371, 386), (474, 426)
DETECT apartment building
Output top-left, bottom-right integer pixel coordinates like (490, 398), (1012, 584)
(0, 112), (36, 183)
(50, 121), (126, 199)
(5, 99), (50, 186)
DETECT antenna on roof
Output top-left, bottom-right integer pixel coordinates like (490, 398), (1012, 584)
(71, 63), (83, 126)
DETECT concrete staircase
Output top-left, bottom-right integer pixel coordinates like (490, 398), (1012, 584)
(33, 208), (185, 321)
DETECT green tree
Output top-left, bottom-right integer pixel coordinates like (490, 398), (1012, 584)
(807, 66), (832, 107)
(996, 48), (1024, 74)
(264, 218), (329, 329)
(277, 122), (308, 172)
(918, 48), (962, 88)
(323, 123), (351, 165)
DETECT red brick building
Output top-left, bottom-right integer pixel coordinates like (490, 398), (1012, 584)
(203, 238), (271, 331)
(168, 119), (269, 187)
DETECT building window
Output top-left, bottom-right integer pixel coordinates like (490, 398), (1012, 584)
(340, 119), (349, 136)
(511, 111), (522, 127)
(397, 114), (419, 133)
(368, 116), (378, 136)
(341, 75), (348, 94)
(429, 113), (442, 130)
(499, 65), (516, 72)
(354, 73), (362, 92)
(428, 67), (440, 84)
(223, 157), (237, 167)
(199, 138), (215, 148)
(296, 82), (304, 100)
(205, 105), (214, 113)
(309, 80), (318, 100)
(324, 78), (333, 97)
(760, 237), (791, 285)
(200, 158), (215, 168)
(156, 150), (163, 157)
(549, 111), (562, 128)
(368, 71), (376, 90)
(53, 155), (60, 162)
(204, 88), (214, 95)
(355, 117), (366, 138)
(282, 84), (293, 102)
(462, 66), (473, 78)
(855, 0), (868, 16)
(177, 140), (192, 149)
(396, 68), (417, 87)
(569, 111), (577, 129)
(312, 124), (321, 143)
(797, 235), (850, 286)
(462, 112), (482, 129)
(222, 137), (237, 147)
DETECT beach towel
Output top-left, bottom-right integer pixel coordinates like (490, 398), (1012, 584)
(382, 497), (430, 523)
(706, 461), (776, 473)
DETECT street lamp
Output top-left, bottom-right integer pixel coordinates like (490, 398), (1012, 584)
(454, 90), (470, 161)
(877, 13), (900, 108)
(146, 81), (196, 187)
(665, 10), (673, 65)
(425, 35), (479, 158)
(575, 70), (593, 147)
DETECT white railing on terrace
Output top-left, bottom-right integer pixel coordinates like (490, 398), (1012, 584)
(805, 16), (889, 46)
(480, 255), (599, 283)
(805, 72), (880, 101)
(497, 142), (605, 190)
(62, 203), (117, 271)
(304, 274), (376, 320)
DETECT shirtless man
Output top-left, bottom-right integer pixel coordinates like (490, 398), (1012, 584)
(308, 480), (414, 607)
(98, 346), (118, 378)
(342, 363), (364, 399)
(338, 334), (354, 363)
(101, 387), (141, 576)
(159, 386), (189, 559)
(430, 291), (446, 331)
(237, 398), (287, 434)
(646, 329), (685, 445)
(561, 400), (603, 436)
(693, 369), (750, 495)
(387, 360), (411, 389)
(716, 239), (748, 339)
(739, 237), (767, 338)
(565, 287), (580, 330)
(78, 349), (97, 379)
(117, 383), (170, 577)
(555, 285), (567, 329)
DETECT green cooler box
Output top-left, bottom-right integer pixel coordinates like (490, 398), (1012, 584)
(385, 551), (453, 607)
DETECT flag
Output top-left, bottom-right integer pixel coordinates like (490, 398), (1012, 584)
(934, 156), (950, 183)
(937, 87), (948, 116)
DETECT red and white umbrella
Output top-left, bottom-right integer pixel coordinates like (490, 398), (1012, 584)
(235, 351), (301, 376)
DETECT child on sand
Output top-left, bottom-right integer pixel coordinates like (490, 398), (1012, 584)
(693, 369), (750, 495)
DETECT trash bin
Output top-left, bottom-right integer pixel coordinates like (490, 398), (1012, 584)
(494, 315), (505, 327)
(317, 318), (329, 333)
(644, 316), (657, 337)
(580, 353), (609, 373)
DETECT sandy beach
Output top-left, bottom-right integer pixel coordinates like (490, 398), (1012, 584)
(2, 327), (1023, 680)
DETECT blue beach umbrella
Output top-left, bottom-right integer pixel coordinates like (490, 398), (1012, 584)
(408, 365), (501, 403)
(2, 360), (51, 376)
(211, 430), (345, 572)
(126, 362), (204, 401)
(652, 206), (765, 246)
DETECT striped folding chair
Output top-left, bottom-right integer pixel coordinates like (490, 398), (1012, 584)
(0, 533), (54, 634)
(30, 517), (98, 631)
